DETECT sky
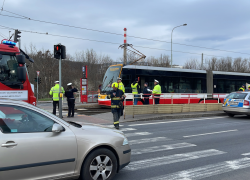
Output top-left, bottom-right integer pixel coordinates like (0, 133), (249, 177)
(0, 0), (250, 65)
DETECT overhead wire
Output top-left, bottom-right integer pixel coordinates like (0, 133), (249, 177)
(0, 0), (6, 15)
(0, 25), (233, 58)
(1, 11), (250, 56)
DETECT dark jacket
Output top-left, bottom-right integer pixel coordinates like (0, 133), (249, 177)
(65, 88), (78, 100)
(108, 89), (124, 109)
(143, 87), (151, 97)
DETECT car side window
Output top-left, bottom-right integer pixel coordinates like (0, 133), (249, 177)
(0, 105), (55, 133)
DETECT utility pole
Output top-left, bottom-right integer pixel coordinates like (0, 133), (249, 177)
(36, 71), (40, 102)
(123, 28), (127, 65)
(201, 53), (203, 69)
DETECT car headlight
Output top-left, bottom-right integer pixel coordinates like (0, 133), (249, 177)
(123, 138), (129, 146)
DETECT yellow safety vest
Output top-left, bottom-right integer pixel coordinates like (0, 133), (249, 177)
(49, 84), (65, 101)
(239, 87), (245, 91)
(152, 84), (161, 94)
(131, 83), (139, 94)
(118, 82), (125, 93)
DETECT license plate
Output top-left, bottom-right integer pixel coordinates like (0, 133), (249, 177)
(230, 101), (238, 105)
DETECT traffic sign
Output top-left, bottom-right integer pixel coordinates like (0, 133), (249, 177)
(36, 71), (40, 76)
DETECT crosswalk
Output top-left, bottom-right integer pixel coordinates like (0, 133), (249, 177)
(119, 124), (250, 180)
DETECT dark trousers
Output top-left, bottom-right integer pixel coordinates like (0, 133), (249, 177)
(144, 97), (149, 105)
(67, 99), (75, 117)
(112, 108), (121, 128)
(53, 101), (59, 115)
(154, 95), (160, 104)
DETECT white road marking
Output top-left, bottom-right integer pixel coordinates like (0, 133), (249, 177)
(120, 128), (137, 132)
(183, 129), (238, 138)
(125, 132), (152, 137)
(144, 157), (250, 180)
(126, 149), (225, 171)
(105, 125), (124, 128)
(132, 142), (196, 155)
(129, 117), (225, 127)
(242, 152), (250, 156)
(129, 137), (171, 145)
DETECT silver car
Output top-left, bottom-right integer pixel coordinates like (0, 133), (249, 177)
(0, 99), (131, 180)
(222, 91), (250, 117)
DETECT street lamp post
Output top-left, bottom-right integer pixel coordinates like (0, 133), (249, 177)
(171, 24), (187, 68)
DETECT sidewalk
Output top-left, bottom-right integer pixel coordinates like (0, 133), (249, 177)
(63, 110), (227, 125)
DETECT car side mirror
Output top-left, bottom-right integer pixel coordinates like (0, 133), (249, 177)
(16, 55), (25, 64)
(52, 123), (64, 133)
(0, 54), (2, 60)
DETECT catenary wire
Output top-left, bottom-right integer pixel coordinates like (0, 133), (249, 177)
(0, 25), (231, 58)
(0, 0), (6, 15)
(1, 11), (250, 56)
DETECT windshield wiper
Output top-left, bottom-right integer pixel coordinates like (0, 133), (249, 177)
(19, 49), (34, 63)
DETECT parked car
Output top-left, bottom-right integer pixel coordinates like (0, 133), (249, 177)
(222, 92), (250, 117)
(0, 99), (131, 180)
(93, 94), (99, 98)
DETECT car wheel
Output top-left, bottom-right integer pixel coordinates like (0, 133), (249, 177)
(227, 113), (234, 117)
(81, 148), (118, 180)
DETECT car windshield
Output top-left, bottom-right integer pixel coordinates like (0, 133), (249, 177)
(0, 54), (19, 84)
(101, 65), (122, 92)
(226, 93), (247, 99)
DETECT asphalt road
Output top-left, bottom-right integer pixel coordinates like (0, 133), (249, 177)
(114, 115), (250, 180)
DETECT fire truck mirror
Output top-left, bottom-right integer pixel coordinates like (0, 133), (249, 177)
(17, 66), (26, 81)
(0, 54), (2, 60)
(16, 55), (25, 64)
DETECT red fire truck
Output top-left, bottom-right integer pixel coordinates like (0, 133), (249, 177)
(0, 39), (36, 105)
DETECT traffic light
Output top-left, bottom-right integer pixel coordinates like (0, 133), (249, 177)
(54, 44), (66, 59)
(14, 29), (21, 42)
(34, 78), (37, 82)
(38, 78), (41, 84)
(54, 45), (61, 59)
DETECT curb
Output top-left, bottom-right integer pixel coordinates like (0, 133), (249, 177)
(121, 112), (227, 123)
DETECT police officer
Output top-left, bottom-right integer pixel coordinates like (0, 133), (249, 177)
(108, 82), (125, 130)
(143, 82), (151, 105)
(49, 81), (65, 116)
(151, 79), (161, 104)
(117, 77), (125, 93)
(131, 78), (140, 105)
(239, 84), (245, 91)
(65, 83), (78, 118)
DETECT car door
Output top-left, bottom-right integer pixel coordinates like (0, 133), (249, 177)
(0, 104), (77, 180)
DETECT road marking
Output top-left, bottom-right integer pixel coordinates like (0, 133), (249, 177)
(129, 137), (171, 145)
(126, 149), (225, 171)
(128, 117), (225, 127)
(105, 125), (124, 128)
(242, 152), (250, 156)
(144, 157), (250, 180)
(132, 142), (196, 155)
(125, 132), (152, 137)
(120, 128), (136, 132)
(183, 129), (238, 138)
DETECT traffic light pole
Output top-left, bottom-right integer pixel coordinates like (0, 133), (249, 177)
(59, 55), (62, 118)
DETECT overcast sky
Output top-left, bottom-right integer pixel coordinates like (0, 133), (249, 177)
(0, 0), (250, 65)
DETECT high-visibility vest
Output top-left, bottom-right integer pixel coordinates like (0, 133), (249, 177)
(131, 83), (139, 94)
(239, 87), (245, 91)
(152, 84), (161, 94)
(118, 82), (125, 93)
(49, 84), (65, 101)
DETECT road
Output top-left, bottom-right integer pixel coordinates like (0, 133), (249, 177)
(115, 115), (250, 180)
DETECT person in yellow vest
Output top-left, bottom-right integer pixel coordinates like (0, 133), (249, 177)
(131, 78), (140, 105)
(117, 77), (125, 93)
(239, 84), (245, 91)
(49, 81), (65, 116)
(151, 79), (161, 104)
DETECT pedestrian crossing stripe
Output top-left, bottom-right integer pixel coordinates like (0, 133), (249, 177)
(125, 149), (225, 171)
(131, 142), (196, 155)
(129, 137), (171, 145)
(144, 157), (250, 180)
(125, 132), (152, 137)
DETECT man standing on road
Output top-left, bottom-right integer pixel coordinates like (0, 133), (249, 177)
(131, 78), (140, 105)
(239, 84), (246, 91)
(117, 77), (125, 116)
(108, 82), (125, 130)
(49, 81), (65, 116)
(151, 79), (161, 104)
(143, 82), (151, 105)
(65, 83), (78, 118)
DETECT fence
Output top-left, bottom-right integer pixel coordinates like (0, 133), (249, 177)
(123, 93), (226, 118)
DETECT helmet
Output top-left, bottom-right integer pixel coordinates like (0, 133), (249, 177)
(112, 82), (118, 88)
(248, 85), (250, 88)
